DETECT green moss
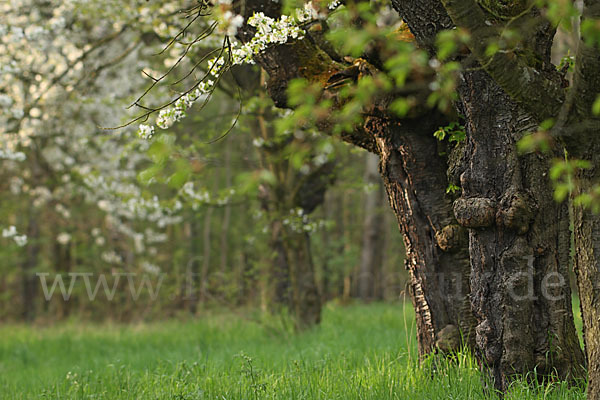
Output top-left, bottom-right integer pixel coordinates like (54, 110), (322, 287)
(477, 0), (531, 19)
(294, 40), (342, 86)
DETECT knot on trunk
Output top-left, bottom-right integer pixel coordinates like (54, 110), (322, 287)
(436, 324), (461, 353)
(453, 197), (497, 228)
(435, 224), (466, 251)
(496, 192), (534, 234)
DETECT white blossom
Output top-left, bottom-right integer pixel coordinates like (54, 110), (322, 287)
(137, 124), (155, 140)
(57, 232), (71, 245)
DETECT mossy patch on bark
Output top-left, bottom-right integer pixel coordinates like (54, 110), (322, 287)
(476, 0), (531, 19)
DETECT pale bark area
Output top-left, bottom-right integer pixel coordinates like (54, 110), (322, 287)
(53, 240), (72, 318)
(573, 175), (600, 399)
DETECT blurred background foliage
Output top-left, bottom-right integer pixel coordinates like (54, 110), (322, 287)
(0, 0), (408, 323)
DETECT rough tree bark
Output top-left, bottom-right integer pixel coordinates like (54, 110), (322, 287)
(374, 115), (475, 355)
(237, 0), (475, 355)
(393, 0), (585, 390)
(456, 70), (584, 390)
(573, 167), (600, 399)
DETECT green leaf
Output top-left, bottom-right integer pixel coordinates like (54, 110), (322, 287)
(554, 184), (569, 202)
(539, 119), (555, 131)
(389, 98), (411, 117)
(168, 159), (192, 189)
(593, 95), (600, 116)
(446, 183), (460, 194)
(138, 165), (162, 186)
(147, 141), (169, 165)
(433, 128), (446, 141)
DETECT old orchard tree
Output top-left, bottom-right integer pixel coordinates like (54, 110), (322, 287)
(141, 0), (600, 395)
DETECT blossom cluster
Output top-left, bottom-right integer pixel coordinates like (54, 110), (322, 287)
(281, 207), (329, 234)
(180, 182), (237, 209)
(138, 1), (336, 138)
(2, 225), (27, 247)
(0, 148), (26, 162)
(0, 0), (209, 277)
(211, 0), (245, 36)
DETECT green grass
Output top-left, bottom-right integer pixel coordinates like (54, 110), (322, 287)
(0, 302), (586, 399)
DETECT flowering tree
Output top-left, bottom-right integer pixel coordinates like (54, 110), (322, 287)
(133, 0), (600, 393)
(0, 0), (202, 318)
(1, 0), (362, 326)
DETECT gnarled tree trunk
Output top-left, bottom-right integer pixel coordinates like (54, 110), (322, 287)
(373, 115), (474, 355)
(393, 0), (585, 390)
(455, 71), (584, 390)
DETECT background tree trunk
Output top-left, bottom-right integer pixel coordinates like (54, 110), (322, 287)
(219, 137), (232, 276)
(282, 229), (322, 328)
(358, 153), (385, 301)
(252, 80), (331, 328)
(564, 2), (600, 395)
(21, 213), (40, 321)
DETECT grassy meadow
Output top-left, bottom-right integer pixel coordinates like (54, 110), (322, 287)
(0, 303), (586, 399)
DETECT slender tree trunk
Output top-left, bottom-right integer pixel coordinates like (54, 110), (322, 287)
(21, 214), (39, 321)
(219, 137), (232, 275)
(266, 219), (291, 308)
(358, 153), (385, 301)
(54, 240), (72, 319)
(282, 229), (321, 328)
(342, 190), (353, 302)
(200, 208), (212, 303)
(565, 2), (600, 396)
(320, 192), (334, 300)
(186, 217), (201, 313)
(573, 157), (600, 398)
